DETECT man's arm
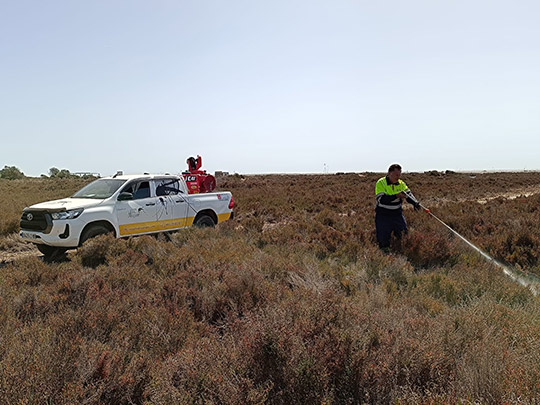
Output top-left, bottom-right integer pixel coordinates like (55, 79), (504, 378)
(404, 190), (418, 204)
(378, 193), (401, 204)
(404, 189), (421, 209)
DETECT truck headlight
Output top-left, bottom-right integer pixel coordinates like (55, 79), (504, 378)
(51, 208), (84, 220)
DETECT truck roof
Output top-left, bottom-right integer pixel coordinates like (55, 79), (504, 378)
(102, 174), (182, 181)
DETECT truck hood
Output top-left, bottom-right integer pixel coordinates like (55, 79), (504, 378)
(26, 198), (104, 212)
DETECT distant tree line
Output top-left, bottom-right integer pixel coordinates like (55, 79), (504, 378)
(47, 167), (75, 178)
(47, 167), (99, 179)
(0, 165), (97, 180)
(0, 166), (25, 180)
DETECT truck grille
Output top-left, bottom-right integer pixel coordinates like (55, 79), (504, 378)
(20, 211), (53, 234)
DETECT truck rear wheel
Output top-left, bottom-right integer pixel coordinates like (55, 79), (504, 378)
(80, 224), (112, 245)
(194, 214), (216, 228)
(36, 244), (67, 261)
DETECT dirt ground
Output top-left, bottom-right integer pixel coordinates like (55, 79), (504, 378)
(475, 184), (540, 204)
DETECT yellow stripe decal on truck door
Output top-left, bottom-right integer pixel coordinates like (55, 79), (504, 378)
(119, 212), (231, 236)
(120, 217), (190, 236)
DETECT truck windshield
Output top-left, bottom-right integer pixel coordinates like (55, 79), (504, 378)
(72, 179), (127, 199)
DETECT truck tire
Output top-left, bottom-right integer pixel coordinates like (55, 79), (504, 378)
(80, 224), (112, 245)
(36, 244), (67, 261)
(194, 214), (216, 228)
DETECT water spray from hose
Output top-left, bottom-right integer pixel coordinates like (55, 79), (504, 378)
(418, 202), (540, 295)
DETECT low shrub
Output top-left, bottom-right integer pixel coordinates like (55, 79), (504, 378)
(1, 173), (540, 403)
(401, 230), (459, 269)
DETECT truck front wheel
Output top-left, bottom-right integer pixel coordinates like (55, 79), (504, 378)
(36, 244), (67, 261)
(194, 214), (216, 228)
(80, 224), (112, 245)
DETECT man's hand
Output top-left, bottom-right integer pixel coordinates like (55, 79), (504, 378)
(413, 202), (421, 211)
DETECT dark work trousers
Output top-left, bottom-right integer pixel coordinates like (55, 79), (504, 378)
(375, 213), (408, 249)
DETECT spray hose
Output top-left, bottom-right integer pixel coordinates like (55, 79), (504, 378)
(418, 203), (540, 295)
(419, 204), (498, 264)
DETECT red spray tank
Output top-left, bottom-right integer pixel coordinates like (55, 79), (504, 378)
(182, 155), (216, 194)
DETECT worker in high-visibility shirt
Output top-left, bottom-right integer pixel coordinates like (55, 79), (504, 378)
(375, 164), (421, 250)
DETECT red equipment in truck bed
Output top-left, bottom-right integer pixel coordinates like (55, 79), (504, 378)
(182, 156), (216, 194)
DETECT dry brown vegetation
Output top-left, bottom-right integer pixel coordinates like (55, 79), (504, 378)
(1, 172), (540, 404)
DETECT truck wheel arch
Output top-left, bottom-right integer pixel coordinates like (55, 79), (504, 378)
(193, 210), (217, 227)
(79, 221), (116, 246)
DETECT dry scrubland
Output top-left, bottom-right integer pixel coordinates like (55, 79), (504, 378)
(1, 172), (540, 404)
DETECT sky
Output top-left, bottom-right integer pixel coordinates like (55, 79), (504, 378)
(1, 0), (539, 177)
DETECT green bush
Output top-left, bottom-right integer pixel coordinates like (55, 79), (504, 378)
(0, 165), (24, 180)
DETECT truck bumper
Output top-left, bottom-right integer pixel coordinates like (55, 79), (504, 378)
(20, 221), (80, 248)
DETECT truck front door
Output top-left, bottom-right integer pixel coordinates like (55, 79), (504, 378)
(116, 180), (158, 236)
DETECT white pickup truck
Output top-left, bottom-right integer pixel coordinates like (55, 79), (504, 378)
(19, 174), (234, 259)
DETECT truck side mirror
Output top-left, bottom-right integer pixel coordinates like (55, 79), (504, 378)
(117, 192), (133, 201)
